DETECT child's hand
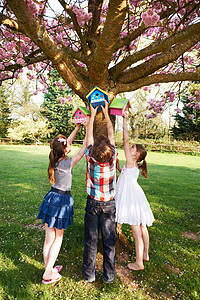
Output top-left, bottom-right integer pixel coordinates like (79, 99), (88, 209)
(122, 109), (129, 119)
(76, 123), (81, 130)
(82, 116), (90, 127)
(90, 105), (98, 117)
(101, 100), (109, 116)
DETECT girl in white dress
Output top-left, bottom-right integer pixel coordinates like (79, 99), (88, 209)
(115, 112), (155, 271)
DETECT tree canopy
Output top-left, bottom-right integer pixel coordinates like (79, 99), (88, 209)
(172, 83), (200, 141)
(0, 0), (199, 128)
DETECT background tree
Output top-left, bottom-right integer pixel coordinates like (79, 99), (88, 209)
(127, 90), (167, 140)
(0, 0), (200, 137)
(0, 86), (11, 137)
(172, 83), (200, 141)
(6, 78), (41, 121)
(5, 78), (51, 143)
(41, 69), (85, 140)
(7, 116), (50, 144)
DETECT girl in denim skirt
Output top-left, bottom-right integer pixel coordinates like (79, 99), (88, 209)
(37, 124), (88, 284)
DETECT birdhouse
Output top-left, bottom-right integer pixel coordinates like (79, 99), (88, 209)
(109, 98), (132, 116)
(72, 106), (91, 124)
(86, 86), (109, 111)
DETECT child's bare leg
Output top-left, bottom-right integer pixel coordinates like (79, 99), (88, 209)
(43, 224), (56, 268)
(128, 225), (144, 270)
(141, 225), (149, 261)
(43, 227), (64, 279)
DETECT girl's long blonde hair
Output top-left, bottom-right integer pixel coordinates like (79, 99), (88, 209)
(48, 135), (68, 184)
(135, 143), (148, 178)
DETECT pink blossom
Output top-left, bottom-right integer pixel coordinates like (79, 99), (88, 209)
(0, 63), (5, 70)
(67, 96), (73, 102)
(176, 108), (181, 113)
(0, 48), (4, 56)
(186, 103), (192, 107)
(3, 30), (13, 38)
(142, 11), (160, 26)
(143, 86), (149, 91)
(77, 61), (86, 68)
(27, 65), (33, 70)
(189, 114), (194, 119)
(21, 43), (30, 53)
(193, 103), (200, 110)
(187, 57), (194, 64)
(60, 97), (66, 104)
(188, 96), (195, 101)
(146, 113), (157, 119)
(4, 52), (13, 59)
(4, 41), (16, 52)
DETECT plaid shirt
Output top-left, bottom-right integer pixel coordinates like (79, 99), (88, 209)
(85, 144), (117, 201)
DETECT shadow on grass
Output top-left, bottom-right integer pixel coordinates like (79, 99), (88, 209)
(0, 146), (199, 299)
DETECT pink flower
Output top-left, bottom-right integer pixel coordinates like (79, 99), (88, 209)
(188, 57), (194, 64)
(142, 11), (160, 26)
(60, 97), (66, 104)
(186, 103), (192, 107)
(176, 108), (181, 113)
(193, 103), (200, 110)
(27, 65), (33, 70)
(188, 96), (195, 101)
(143, 86), (149, 91)
(189, 114), (194, 120)
(16, 58), (26, 66)
(0, 63), (5, 70)
(146, 113), (157, 119)
(67, 96), (73, 102)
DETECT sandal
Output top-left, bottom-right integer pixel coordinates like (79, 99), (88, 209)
(42, 273), (62, 284)
(54, 265), (63, 273)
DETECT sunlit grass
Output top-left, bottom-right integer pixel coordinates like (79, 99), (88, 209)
(0, 144), (199, 299)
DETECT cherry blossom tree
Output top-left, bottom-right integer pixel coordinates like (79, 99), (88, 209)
(0, 0), (200, 136)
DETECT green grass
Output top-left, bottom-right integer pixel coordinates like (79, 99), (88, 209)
(0, 145), (199, 300)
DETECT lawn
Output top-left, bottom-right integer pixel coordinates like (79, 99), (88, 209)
(0, 144), (199, 300)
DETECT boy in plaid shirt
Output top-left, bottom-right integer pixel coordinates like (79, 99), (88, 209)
(82, 101), (117, 283)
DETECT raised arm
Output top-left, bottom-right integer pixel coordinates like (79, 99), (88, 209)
(86, 105), (98, 147)
(67, 124), (81, 145)
(123, 112), (134, 168)
(70, 121), (88, 169)
(101, 101), (115, 145)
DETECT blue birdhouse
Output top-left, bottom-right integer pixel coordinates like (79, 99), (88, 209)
(86, 86), (109, 111)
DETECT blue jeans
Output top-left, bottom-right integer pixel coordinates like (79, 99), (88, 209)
(82, 196), (116, 283)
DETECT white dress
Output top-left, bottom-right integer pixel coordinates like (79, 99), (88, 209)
(115, 165), (155, 226)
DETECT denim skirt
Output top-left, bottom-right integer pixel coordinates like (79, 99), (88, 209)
(37, 187), (74, 230)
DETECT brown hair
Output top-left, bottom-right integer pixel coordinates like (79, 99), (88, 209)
(48, 135), (68, 184)
(91, 135), (112, 163)
(135, 143), (148, 178)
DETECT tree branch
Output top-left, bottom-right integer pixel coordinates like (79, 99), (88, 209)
(110, 22), (200, 79)
(117, 25), (200, 83)
(88, 0), (103, 37)
(57, 0), (90, 56)
(89, 0), (127, 83)
(2, 54), (47, 72)
(0, 13), (25, 33)
(116, 71), (200, 94)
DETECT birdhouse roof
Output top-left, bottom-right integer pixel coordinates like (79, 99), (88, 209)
(109, 98), (132, 109)
(86, 86), (109, 99)
(72, 106), (91, 117)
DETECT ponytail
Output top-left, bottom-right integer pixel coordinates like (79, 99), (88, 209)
(48, 149), (56, 185)
(138, 159), (148, 178)
(135, 144), (148, 179)
(47, 135), (68, 184)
